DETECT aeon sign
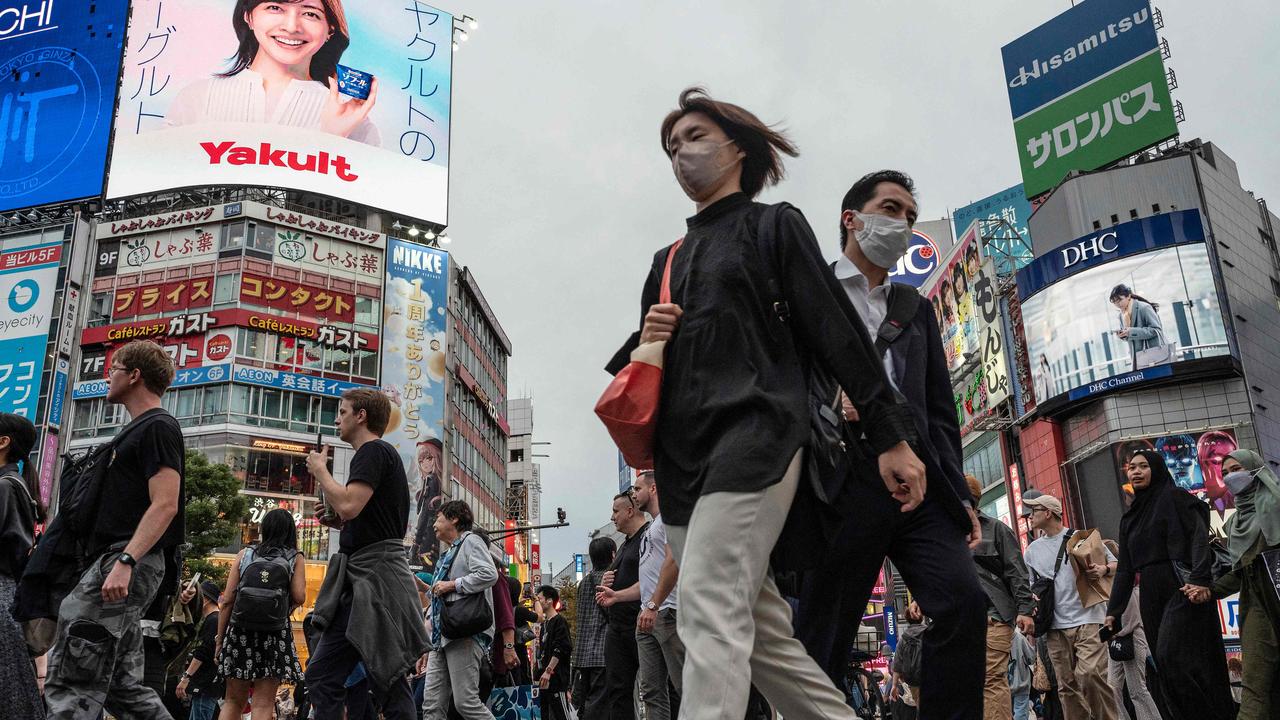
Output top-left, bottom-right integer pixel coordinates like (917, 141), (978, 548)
(888, 230), (941, 288)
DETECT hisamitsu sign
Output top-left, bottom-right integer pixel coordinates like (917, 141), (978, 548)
(1001, 0), (1177, 197)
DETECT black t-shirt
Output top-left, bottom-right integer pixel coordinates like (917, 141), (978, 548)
(339, 438), (409, 552)
(189, 610), (223, 695)
(606, 522), (649, 627)
(92, 408), (185, 554)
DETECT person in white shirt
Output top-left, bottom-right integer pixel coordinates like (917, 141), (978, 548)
(632, 470), (684, 720)
(1022, 494), (1117, 720)
(165, 0), (380, 145)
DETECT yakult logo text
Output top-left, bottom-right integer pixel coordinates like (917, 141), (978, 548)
(200, 142), (359, 182)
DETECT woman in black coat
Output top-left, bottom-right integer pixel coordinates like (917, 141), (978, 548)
(1105, 449), (1235, 720)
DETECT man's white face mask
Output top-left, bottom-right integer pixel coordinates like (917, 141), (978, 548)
(852, 211), (913, 270)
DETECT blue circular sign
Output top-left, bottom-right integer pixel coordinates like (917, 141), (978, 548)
(7, 278), (39, 313)
(888, 230), (941, 288)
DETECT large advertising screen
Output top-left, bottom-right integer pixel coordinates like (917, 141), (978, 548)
(1017, 210), (1231, 406)
(0, 1), (129, 212)
(923, 222), (1011, 435)
(1001, 0), (1176, 197)
(0, 236), (61, 418)
(381, 238), (449, 567)
(1112, 429), (1240, 513)
(108, 0), (452, 224)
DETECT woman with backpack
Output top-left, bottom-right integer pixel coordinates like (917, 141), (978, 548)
(216, 508), (307, 720)
(0, 413), (44, 718)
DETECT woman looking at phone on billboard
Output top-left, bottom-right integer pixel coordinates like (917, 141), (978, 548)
(166, 0), (381, 145)
(1110, 284), (1167, 370)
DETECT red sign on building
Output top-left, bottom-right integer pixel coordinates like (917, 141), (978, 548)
(240, 273), (354, 323)
(114, 278), (214, 318)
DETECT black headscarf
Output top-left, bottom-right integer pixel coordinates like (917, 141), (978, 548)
(1118, 449), (1210, 568)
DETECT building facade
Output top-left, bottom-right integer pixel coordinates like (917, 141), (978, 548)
(1019, 140), (1278, 549)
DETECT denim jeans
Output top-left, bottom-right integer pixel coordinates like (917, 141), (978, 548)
(189, 694), (220, 720)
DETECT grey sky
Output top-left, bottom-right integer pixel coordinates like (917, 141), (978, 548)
(440, 0), (1280, 571)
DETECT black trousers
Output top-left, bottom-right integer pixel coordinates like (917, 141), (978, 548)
(304, 595), (417, 720)
(603, 624), (639, 720)
(573, 666), (609, 719)
(795, 494), (986, 720)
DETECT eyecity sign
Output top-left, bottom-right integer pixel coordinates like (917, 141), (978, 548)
(1001, 0), (1177, 198)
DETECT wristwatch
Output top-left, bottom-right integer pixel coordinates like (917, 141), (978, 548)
(117, 552), (138, 568)
(644, 600), (658, 611)
(503, 642), (515, 649)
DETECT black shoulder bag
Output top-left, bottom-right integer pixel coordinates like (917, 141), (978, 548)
(756, 204), (920, 572)
(440, 533), (494, 640)
(58, 410), (167, 547)
(1032, 530), (1073, 637)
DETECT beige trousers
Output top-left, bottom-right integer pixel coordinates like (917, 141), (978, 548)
(666, 450), (853, 720)
(1046, 624), (1118, 720)
(984, 620), (1014, 720)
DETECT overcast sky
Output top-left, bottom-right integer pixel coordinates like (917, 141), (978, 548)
(440, 0), (1280, 571)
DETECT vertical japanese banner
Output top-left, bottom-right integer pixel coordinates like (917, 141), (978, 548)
(382, 238), (449, 568)
(0, 241), (62, 419)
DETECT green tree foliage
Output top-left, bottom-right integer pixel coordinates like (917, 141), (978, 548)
(557, 575), (579, 642)
(182, 449), (247, 584)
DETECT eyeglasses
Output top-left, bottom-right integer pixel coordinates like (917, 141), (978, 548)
(109, 364), (130, 375)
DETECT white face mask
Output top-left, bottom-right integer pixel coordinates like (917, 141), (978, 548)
(852, 212), (913, 269)
(1224, 467), (1262, 496)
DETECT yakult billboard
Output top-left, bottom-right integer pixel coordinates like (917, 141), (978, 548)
(108, 0), (452, 225)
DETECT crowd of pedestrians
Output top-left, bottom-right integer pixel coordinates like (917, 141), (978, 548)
(0, 85), (1276, 720)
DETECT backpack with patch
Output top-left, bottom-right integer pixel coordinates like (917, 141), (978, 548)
(895, 621), (928, 687)
(231, 545), (297, 632)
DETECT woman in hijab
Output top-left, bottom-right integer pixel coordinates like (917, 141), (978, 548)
(1104, 449), (1235, 720)
(1214, 449), (1280, 719)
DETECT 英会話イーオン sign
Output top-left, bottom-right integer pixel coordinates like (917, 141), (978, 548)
(1001, 0), (1177, 198)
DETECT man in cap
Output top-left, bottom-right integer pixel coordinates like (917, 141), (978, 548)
(175, 581), (225, 720)
(1022, 493), (1117, 720)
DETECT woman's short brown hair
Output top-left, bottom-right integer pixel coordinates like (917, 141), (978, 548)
(113, 340), (176, 396)
(660, 87), (798, 198)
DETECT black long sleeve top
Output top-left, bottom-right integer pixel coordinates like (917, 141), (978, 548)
(607, 194), (913, 526)
(537, 613), (572, 692)
(1107, 495), (1214, 619)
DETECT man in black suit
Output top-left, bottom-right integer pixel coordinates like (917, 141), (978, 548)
(793, 170), (987, 720)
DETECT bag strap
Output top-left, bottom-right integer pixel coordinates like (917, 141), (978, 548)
(875, 284), (921, 357)
(1051, 529), (1072, 578)
(658, 238), (685, 305)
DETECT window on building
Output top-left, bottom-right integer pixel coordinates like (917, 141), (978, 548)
(326, 347), (352, 375)
(202, 385), (227, 420)
(355, 296), (379, 327)
(220, 221), (247, 251)
(88, 292), (112, 326)
(260, 388), (286, 428)
(352, 349), (377, 379)
(214, 273), (240, 306)
(248, 221), (275, 255)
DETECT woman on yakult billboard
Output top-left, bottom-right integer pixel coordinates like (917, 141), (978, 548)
(108, 0), (452, 224)
(166, 0), (381, 144)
